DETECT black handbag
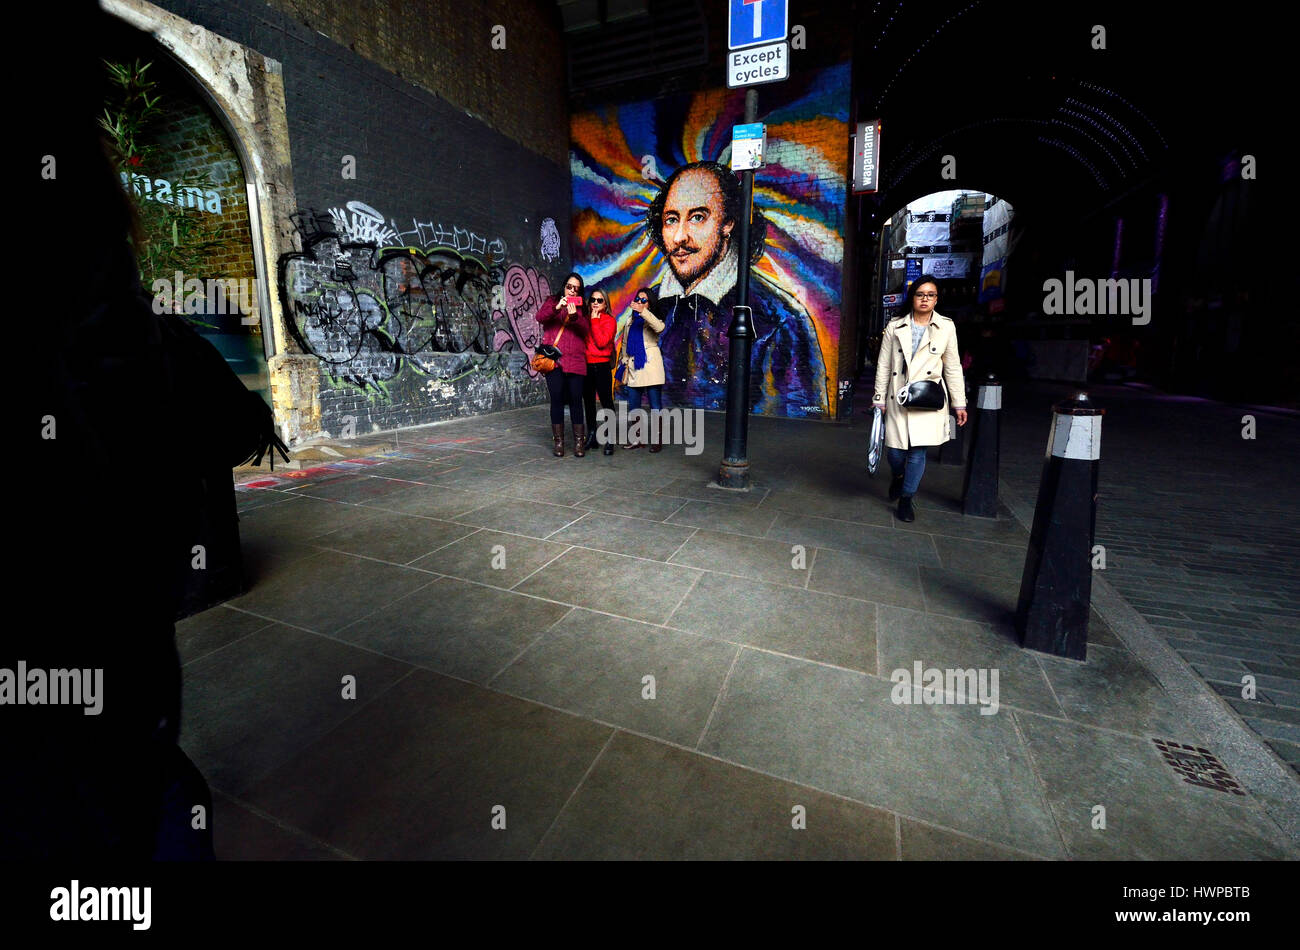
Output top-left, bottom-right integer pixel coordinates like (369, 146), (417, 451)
(895, 380), (946, 410)
(535, 343), (562, 361)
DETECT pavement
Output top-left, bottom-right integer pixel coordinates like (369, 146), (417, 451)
(176, 382), (1300, 860)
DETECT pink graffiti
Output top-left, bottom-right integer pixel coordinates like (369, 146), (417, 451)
(491, 264), (551, 377)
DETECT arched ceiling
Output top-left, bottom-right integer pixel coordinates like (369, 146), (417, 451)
(855, 0), (1247, 224)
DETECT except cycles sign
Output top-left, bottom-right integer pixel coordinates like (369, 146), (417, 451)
(726, 42), (788, 88)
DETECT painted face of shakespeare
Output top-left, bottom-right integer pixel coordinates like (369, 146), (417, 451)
(660, 167), (734, 293)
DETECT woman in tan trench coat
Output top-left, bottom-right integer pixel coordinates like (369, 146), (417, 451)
(618, 287), (666, 451)
(872, 276), (968, 522)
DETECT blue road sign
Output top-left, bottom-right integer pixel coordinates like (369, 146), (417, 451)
(728, 0), (788, 50)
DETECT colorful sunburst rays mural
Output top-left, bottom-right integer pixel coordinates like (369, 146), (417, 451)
(569, 64), (850, 416)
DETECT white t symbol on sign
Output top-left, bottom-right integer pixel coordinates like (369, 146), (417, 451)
(746, 0), (763, 38)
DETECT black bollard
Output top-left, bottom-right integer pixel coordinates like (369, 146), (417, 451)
(938, 381), (969, 465)
(961, 375), (1002, 518)
(717, 305), (755, 489)
(1015, 392), (1104, 660)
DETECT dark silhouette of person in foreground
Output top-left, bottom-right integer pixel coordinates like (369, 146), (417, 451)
(6, 4), (285, 859)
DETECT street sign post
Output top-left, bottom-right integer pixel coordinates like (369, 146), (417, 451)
(728, 0), (788, 49)
(718, 0), (790, 492)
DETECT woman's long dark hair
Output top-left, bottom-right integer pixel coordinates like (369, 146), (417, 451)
(560, 271), (585, 303)
(621, 287), (655, 348)
(631, 286), (656, 313)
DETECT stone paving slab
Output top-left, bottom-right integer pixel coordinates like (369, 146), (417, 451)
(1015, 712), (1293, 860)
(179, 622), (413, 796)
(199, 399), (1300, 859)
(697, 648), (1067, 857)
(238, 671), (615, 860)
(491, 608), (739, 747)
(332, 576), (571, 683)
(532, 731), (898, 860)
(669, 571), (879, 673)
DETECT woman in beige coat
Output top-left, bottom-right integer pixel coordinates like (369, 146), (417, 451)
(618, 287), (666, 451)
(872, 276), (967, 521)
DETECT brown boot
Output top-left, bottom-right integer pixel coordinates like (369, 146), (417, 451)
(573, 424), (587, 457)
(552, 423), (565, 457)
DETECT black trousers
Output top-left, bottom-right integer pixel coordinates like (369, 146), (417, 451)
(583, 360), (614, 440)
(546, 369), (585, 425)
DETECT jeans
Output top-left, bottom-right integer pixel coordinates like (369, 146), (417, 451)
(625, 384), (663, 411)
(887, 446), (927, 497)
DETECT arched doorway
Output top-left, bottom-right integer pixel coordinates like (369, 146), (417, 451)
(879, 189), (1015, 324)
(100, 17), (270, 401)
(860, 189), (1017, 377)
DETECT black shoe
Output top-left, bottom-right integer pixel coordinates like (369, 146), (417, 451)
(896, 496), (915, 522)
(602, 442), (614, 455)
(888, 474), (904, 501)
(586, 431), (598, 450)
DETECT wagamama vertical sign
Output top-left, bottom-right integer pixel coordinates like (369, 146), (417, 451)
(853, 119), (881, 194)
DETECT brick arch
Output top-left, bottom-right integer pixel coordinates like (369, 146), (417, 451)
(102, 0), (322, 442)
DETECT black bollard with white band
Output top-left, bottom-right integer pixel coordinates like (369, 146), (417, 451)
(938, 380), (969, 465)
(1015, 392), (1104, 660)
(961, 375), (1002, 518)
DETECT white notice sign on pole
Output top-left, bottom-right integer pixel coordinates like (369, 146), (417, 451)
(726, 40), (789, 88)
(731, 123), (766, 171)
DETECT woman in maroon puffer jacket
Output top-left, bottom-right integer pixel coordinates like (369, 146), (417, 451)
(535, 272), (592, 457)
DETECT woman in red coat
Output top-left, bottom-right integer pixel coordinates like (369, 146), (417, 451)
(581, 286), (618, 455)
(535, 272), (592, 457)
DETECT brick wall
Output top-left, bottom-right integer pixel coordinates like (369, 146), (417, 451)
(150, 94), (258, 322)
(144, 0), (573, 435)
(260, 0), (568, 167)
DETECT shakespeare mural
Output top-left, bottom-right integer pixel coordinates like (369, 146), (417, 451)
(570, 64), (849, 418)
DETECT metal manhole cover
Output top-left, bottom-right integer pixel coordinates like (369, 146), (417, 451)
(1152, 739), (1246, 796)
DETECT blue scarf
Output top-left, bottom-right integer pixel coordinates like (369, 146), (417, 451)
(626, 311), (647, 370)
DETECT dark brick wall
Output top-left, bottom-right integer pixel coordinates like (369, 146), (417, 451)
(150, 93), (258, 318)
(146, 0), (572, 434)
(261, 0), (568, 167)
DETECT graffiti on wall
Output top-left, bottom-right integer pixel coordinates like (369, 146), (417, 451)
(570, 64), (850, 418)
(279, 206), (548, 399)
(320, 201), (508, 261)
(539, 217), (560, 262)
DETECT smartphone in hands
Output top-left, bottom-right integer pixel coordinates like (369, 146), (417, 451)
(565, 296), (584, 307)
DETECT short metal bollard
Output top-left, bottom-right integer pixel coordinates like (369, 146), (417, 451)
(961, 375), (1002, 518)
(717, 305), (754, 490)
(938, 380), (969, 465)
(1015, 392), (1104, 660)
